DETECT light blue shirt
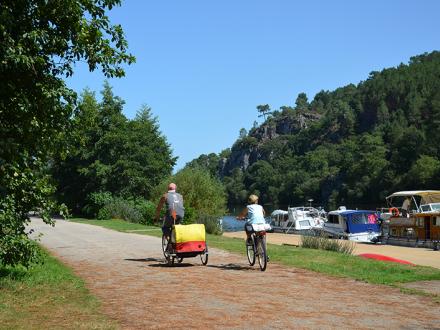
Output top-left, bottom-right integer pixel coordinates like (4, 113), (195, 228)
(246, 204), (266, 224)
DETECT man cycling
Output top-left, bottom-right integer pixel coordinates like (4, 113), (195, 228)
(154, 183), (185, 239)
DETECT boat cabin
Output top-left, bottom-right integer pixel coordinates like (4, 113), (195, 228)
(323, 208), (381, 243)
(270, 207), (325, 233)
(385, 191), (440, 247)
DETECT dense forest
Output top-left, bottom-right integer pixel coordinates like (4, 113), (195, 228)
(186, 52), (440, 210)
(0, 0), (225, 267)
(51, 83), (226, 226)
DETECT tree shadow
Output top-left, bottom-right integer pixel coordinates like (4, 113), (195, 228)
(207, 263), (254, 271)
(0, 266), (28, 280)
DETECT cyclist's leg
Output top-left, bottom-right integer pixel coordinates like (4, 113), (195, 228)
(244, 223), (253, 244)
(162, 225), (173, 251)
(263, 234), (270, 262)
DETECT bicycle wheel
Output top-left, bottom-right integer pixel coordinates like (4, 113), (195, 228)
(167, 256), (175, 266)
(200, 244), (208, 265)
(246, 236), (256, 266)
(162, 235), (174, 265)
(162, 234), (169, 258)
(257, 236), (267, 271)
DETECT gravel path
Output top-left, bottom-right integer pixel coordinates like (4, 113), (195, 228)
(30, 218), (440, 329)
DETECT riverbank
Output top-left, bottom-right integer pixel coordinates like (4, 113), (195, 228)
(223, 231), (440, 269)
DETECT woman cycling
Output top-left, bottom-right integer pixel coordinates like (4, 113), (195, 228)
(236, 194), (266, 244)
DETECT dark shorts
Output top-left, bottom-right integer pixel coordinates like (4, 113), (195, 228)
(162, 216), (182, 237)
(162, 226), (172, 237)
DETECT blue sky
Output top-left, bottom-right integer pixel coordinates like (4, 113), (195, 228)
(67, 0), (440, 171)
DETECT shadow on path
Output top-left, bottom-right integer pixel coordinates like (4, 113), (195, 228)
(207, 263), (254, 271)
(148, 262), (195, 268)
(124, 257), (196, 268)
(125, 257), (163, 263)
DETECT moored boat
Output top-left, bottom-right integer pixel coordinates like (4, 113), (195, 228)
(321, 207), (381, 243)
(270, 206), (326, 234)
(382, 190), (440, 249)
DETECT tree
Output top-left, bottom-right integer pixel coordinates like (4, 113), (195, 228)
(0, 0), (135, 267)
(185, 153), (221, 179)
(239, 128), (247, 139)
(151, 168), (227, 223)
(257, 104), (272, 120)
(52, 86), (175, 214)
(295, 93), (309, 111)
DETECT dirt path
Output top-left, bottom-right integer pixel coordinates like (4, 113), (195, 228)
(30, 218), (440, 329)
(224, 232), (440, 269)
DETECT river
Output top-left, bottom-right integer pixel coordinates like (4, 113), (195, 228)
(221, 215), (273, 232)
(221, 215), (244, 232)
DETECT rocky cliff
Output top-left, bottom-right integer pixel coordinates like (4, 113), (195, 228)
(220, 110), (322, 176)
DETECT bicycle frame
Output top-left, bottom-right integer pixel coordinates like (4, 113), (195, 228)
(247, 229), (267, 271)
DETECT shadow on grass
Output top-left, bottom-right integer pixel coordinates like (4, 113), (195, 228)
(0, 266), (28, 281)
(207, 263), (254, 271)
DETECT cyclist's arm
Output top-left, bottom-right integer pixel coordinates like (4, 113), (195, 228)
(236, 208), (248, 220)
(154, 195), (166, 222)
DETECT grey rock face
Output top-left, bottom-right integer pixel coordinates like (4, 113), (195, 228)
(221, 111), (321, 176)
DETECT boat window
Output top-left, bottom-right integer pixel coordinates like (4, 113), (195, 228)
(328, 214), (339, 224)
(421, 205), (431, 212)
(299, 220), (310, 227)
(434, 217), (440, 227)
(351, 213), (376, 225)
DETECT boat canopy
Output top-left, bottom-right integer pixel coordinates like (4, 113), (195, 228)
(340, 210), (380, 234)
(270, 210), (288, 216)
(386, 190), (440, 204)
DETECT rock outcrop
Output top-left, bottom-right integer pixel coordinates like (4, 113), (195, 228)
(221, 111), (322, 176)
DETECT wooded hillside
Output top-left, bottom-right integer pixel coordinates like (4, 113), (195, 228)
(187, 52), (440, 209)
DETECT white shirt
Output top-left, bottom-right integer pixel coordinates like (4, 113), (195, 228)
(246, 204), (266, 224)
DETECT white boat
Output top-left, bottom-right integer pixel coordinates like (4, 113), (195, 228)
(270, 207), (326, 233)
(321, 207), (381, 243)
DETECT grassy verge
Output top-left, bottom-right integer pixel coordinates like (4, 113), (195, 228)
(71, 218), (440, 287)
(0, 247), (116, 329)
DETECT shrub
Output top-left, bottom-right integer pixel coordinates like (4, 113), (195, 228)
(182, 205), (195, 225)
(131, 198), (156, 225)
(97, 197), (143, 223)
(82, 192), (113, 218)
(300, 232), (355, 255)
(196, 214), (222, 235)
(151, 167), (227, 222)
(88, 194), (155, 224)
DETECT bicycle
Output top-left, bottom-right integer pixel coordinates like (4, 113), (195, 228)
(160, 222), (208, 266)
(244, 222), (270, 271)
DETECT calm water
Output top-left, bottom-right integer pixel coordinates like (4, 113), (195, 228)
(221, 215), (244, 232)
(221, 215), (272, 232)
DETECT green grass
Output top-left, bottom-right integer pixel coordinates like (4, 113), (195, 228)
(71, 218), (440, 288)
(0, 247), (116, 329)
(72, 218), (161, 234)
